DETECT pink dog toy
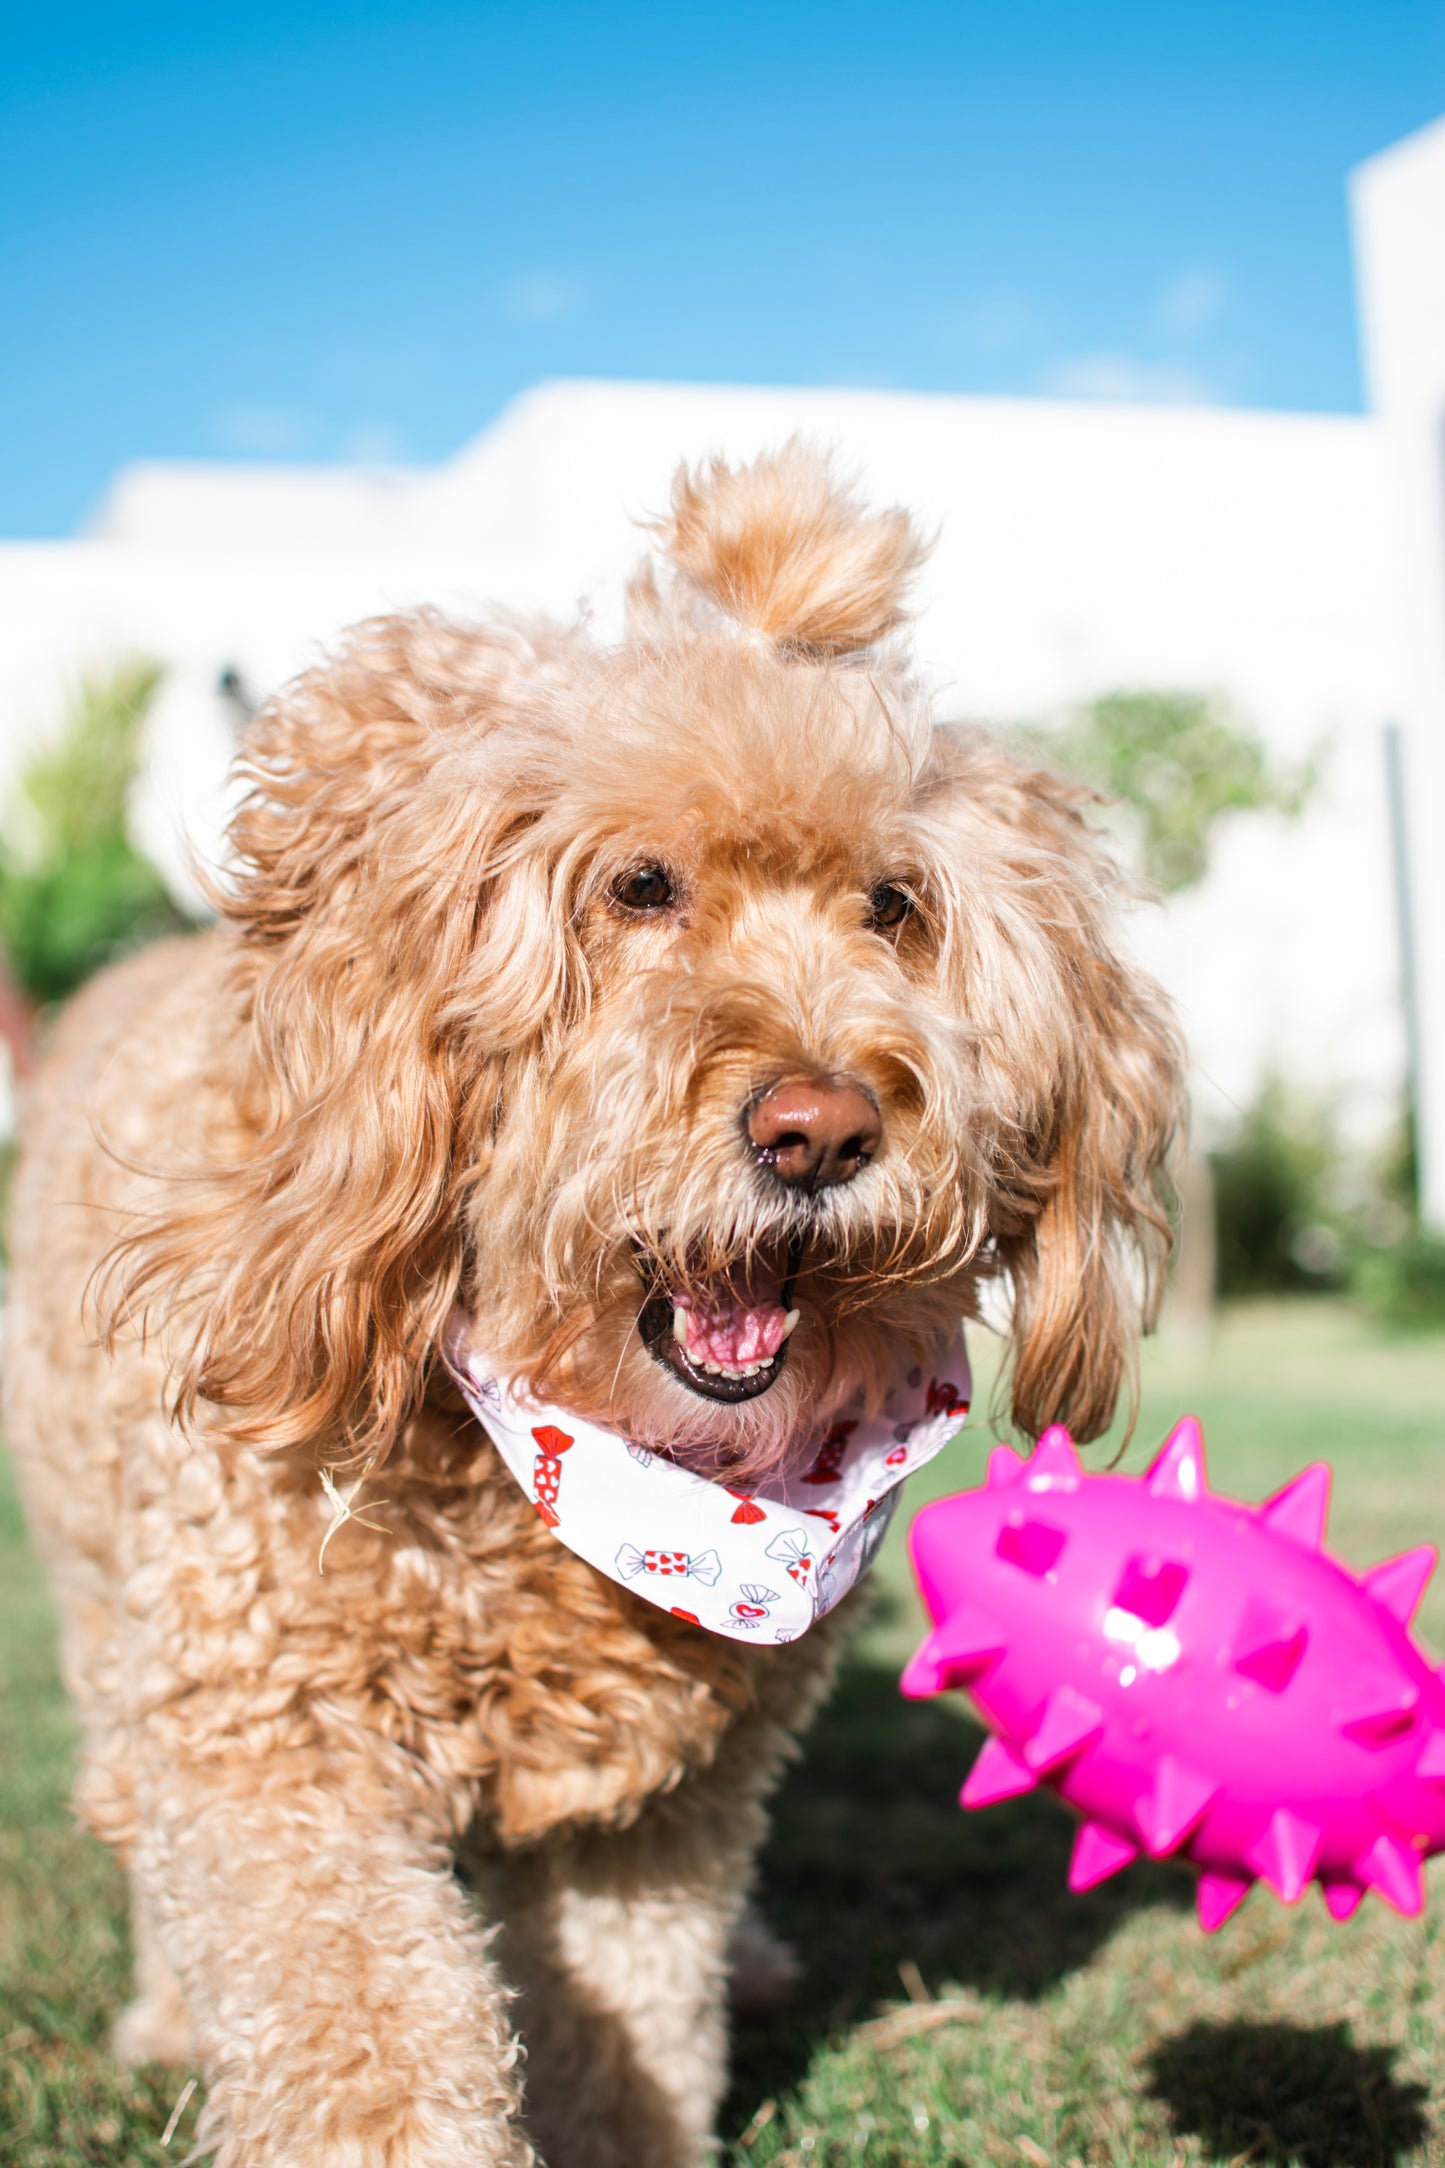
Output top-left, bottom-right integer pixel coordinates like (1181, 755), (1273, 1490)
(902, 1418), (1445, 1929)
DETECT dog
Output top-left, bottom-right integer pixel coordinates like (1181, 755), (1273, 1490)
(5, 445), (1182, 2166)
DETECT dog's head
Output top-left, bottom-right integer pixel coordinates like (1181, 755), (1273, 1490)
(116, 446), (1183, 1477)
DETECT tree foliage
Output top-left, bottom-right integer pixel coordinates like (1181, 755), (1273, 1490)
(1038, 689), (1316, 896)
(0, 661), (193, 1006)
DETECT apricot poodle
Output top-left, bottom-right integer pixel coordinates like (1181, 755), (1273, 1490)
(5, 446), (1182, 2166)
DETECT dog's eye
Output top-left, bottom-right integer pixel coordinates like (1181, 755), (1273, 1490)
(612, 866), (676, 912)
(868, 882), (913, 931)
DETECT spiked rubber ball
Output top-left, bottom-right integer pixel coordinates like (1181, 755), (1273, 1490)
(902, 1419), (1443, 1929)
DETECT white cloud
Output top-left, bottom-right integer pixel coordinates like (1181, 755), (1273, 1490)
(1039, 350), (1218, 404)
(212, 403), (318, 456)
(1155, 268), (1228, 341)
(499, 270), (586, 325)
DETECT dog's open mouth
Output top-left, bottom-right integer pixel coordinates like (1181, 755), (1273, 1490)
(637, 1241), (800, 1403)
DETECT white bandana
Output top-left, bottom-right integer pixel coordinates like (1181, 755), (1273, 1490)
(446, 1324), (971, 1644)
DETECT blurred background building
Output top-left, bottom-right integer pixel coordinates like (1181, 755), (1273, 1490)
(1, 111), (1443, 1235)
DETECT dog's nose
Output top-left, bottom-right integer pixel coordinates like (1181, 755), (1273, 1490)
(746, 1075), (882, 1190)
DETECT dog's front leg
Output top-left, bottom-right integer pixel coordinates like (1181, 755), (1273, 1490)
(496, 1832), (735, 2168)
(129, 1738), (532, 2168)
(492, 1749), (775, 2168)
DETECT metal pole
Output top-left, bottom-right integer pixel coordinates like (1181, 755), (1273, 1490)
(1384, 719), (1423, 1216)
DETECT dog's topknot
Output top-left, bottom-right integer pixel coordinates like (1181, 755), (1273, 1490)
(656, 442), (927, 657)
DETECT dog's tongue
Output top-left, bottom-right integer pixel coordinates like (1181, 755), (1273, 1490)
(673, 1262), (791, 1367)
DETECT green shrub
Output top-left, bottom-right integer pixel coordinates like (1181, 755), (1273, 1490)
(0, 662), (193, 1006)
(1210, 1079), (1345, 1297)
(1354, 1229), (1445, 1330)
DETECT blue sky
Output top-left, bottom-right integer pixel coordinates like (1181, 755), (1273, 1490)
(4, 0), (1444, 535)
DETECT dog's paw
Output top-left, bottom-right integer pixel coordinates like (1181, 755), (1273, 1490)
(728, 1905), (799, 2018)
(111, 1988), (193, 2067)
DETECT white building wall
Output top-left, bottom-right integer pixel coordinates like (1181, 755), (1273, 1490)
(0, 306), (1434, 1158)
(1353, 114), (1445, 1225)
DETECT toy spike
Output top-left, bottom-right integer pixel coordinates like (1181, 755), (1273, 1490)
(1357, 1833), (1424, 1917)
(985, 1444), (1025, 1489)
(1144, 1415), (1207, 1503)
(1196, 1871), (1252, 1932)
(1321, 1878), (1365, 1922)
(1028, 1427), (1082, 1491)
(1022, 1687), (1103, 1774)
(1339, 1676), (1419, 1747)
(900, 1609), (1005, 1698)
(905, 1412), (1445, 1934)
(1233, 1617), (1308, 1693)
(1415, 1730), (1445, 1782)
(1068, 1821), (1138, 1891)
(1134, 1756), (1217, 1858)
(1259, 1464), (1331, 1550)
(1246, 1809), (1323, 1902)
(1362, 1546), (1436, 1627)
(961, 1735), (1037, 1809)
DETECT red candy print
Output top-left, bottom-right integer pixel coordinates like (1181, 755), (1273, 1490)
(615, 1544), (723, 1587)
(531, 1424), (574, 1527)
(801, 1420), (858, 1485)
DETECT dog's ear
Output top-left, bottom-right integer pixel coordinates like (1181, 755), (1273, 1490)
(100, 611), (574, 1468)
(656, 442), (927, 656)
(930, 740), (1184, 1445)
(998, 948), (1183, 1446)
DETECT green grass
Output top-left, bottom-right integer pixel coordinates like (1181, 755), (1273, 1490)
(6, 1301), (1445, 2165)
(728, 1302), (1445, 2168)
(0, 1437), (203, 2162)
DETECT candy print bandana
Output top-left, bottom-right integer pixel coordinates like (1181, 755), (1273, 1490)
(446, 1324), (971, 1645)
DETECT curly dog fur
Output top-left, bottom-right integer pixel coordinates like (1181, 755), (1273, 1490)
(5, 446), (1183, 2165)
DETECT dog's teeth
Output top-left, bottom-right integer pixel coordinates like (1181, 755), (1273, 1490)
(780, 1309), (801, 1340)
(691, 1350), (778, 1381)
(672, 1307), (688, 1346)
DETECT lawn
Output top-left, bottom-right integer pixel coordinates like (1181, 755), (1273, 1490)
(6, 1300), (1445, 2166)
